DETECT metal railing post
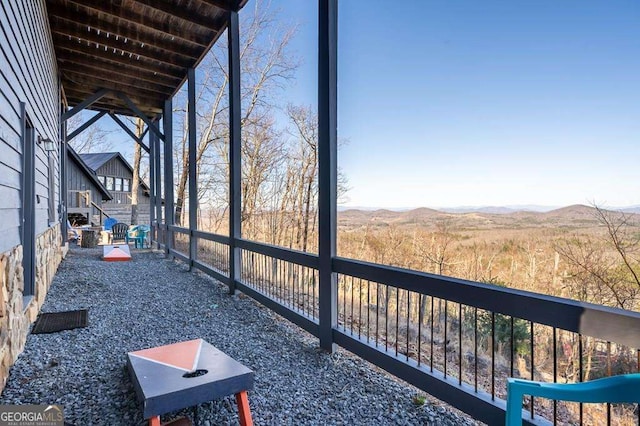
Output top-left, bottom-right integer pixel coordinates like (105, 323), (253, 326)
(154, 119), (162, 234)
(187, 68), (198, 268)
(163, 99), (175, 256)
(228, 10), (242, 294)
(318, 0), (338, 352)
(149, 130), (157, 244)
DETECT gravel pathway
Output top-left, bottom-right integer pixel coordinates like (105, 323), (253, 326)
(1, 246), (481, 426)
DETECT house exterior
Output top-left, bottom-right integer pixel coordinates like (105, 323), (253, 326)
(0, 0), (63, 388)
(66, 147), (112, 226)
(79, 152), (150, 225)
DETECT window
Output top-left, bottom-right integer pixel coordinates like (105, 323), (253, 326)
(99, 175), (106, 185)
(115, 178), (123, 191)
(106, 177), (114, 191)
(123, 179), (130, 192)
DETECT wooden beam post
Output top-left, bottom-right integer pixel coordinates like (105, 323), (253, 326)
(154, 119), (162, 232)
(318, 0), (338, 352)
(149, 130), (157, 240)
(163, 99), (175, 255)
(228, 10), (242, 294)
(187, 68), (198, 268)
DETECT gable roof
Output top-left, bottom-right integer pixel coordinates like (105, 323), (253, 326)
(78, 152), (120, 171)
(67, 147), (113, 201)
(79, 151), (151, 193)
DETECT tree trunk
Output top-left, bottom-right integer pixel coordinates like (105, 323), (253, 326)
(174, 145), (189, 226)
(130, 118), (143, 225)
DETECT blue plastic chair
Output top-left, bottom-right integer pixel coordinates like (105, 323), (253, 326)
(104, 218), (117, 231)
(126, 225), (150, 248)
(506, 374), (640, 425)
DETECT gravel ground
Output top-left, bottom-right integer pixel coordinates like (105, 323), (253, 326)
(1, 246), (482, 426)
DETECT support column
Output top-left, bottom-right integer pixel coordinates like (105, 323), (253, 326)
(149, 130), (157, 239)
(163, 99), (175, 255)
(154, 120), (162, 231)
(60, 104), (68, 244)
(228, 10), (242, 294)
(187, 68), (198, 267)
(317, 0), (338, 352)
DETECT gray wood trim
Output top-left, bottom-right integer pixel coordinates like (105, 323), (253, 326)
(21, 103), (35, 296)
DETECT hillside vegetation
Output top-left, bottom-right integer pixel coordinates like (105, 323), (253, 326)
(338, 204), (640, 311)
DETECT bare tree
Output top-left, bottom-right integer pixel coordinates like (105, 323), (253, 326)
(173, 0), (298, 227)
(285, 105), (318, 252)
(66, 112), (115, 153)
(130, 118), (144, 225)
(555, 204), (640, 310)
(421, 217), (458, 275)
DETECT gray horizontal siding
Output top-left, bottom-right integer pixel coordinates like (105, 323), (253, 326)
(104, 188), (150, 205)
(0, 0), (59, 252)
(0, 186), (20, 209)
(67, 159), (104, 213)
(0, 209), (20, 232)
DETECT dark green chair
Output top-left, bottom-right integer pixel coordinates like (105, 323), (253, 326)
(111, 222), (129, 244)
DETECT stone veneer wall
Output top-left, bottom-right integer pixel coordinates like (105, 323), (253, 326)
(0, 224), (64, 390)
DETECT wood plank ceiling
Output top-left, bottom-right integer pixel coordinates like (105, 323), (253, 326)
(46, 0), (245, 117)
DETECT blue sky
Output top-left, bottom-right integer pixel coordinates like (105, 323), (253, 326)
(277, 0), (640, 208)
(99, 1), (640, 209)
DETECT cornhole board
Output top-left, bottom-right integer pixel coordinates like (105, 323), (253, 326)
(127, 339), (254, 425)
(103, 244), (132, 262)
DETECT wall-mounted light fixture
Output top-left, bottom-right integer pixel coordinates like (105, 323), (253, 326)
(37, 136), (57, 152)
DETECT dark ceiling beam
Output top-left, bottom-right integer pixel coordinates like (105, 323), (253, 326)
(199, 0), (238, 12)
(61, 68), (172, 99)
(57, 0), (212, 47)
(54, 40), (184, 80)
(48, 7), (203, 57)
(130, 0), (225, 30)
(52, 33), (186, 75)
(50, 20), (195, 66)
(55, 48), (182, 84)
(65, 98), (162, 118)
(65, 89), (163, 116)
(66, 102), (159, 117)
(55, 52), (179, 89)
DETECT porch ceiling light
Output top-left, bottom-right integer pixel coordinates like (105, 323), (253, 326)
(38, 136), (56, 152)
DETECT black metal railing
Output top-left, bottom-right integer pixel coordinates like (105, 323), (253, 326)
(238, 239), (320, 334)
(167, 225), (190, 262)
(193, 230), (230, 283)
(152, 228), (640, 425)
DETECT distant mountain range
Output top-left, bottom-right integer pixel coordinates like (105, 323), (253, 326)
(337, 204), (640, 230)
(338, 204), (640, 215)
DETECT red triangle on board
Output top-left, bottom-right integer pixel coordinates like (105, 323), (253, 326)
(104, 247), (131, 261)
(130, 339), (203, 371)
